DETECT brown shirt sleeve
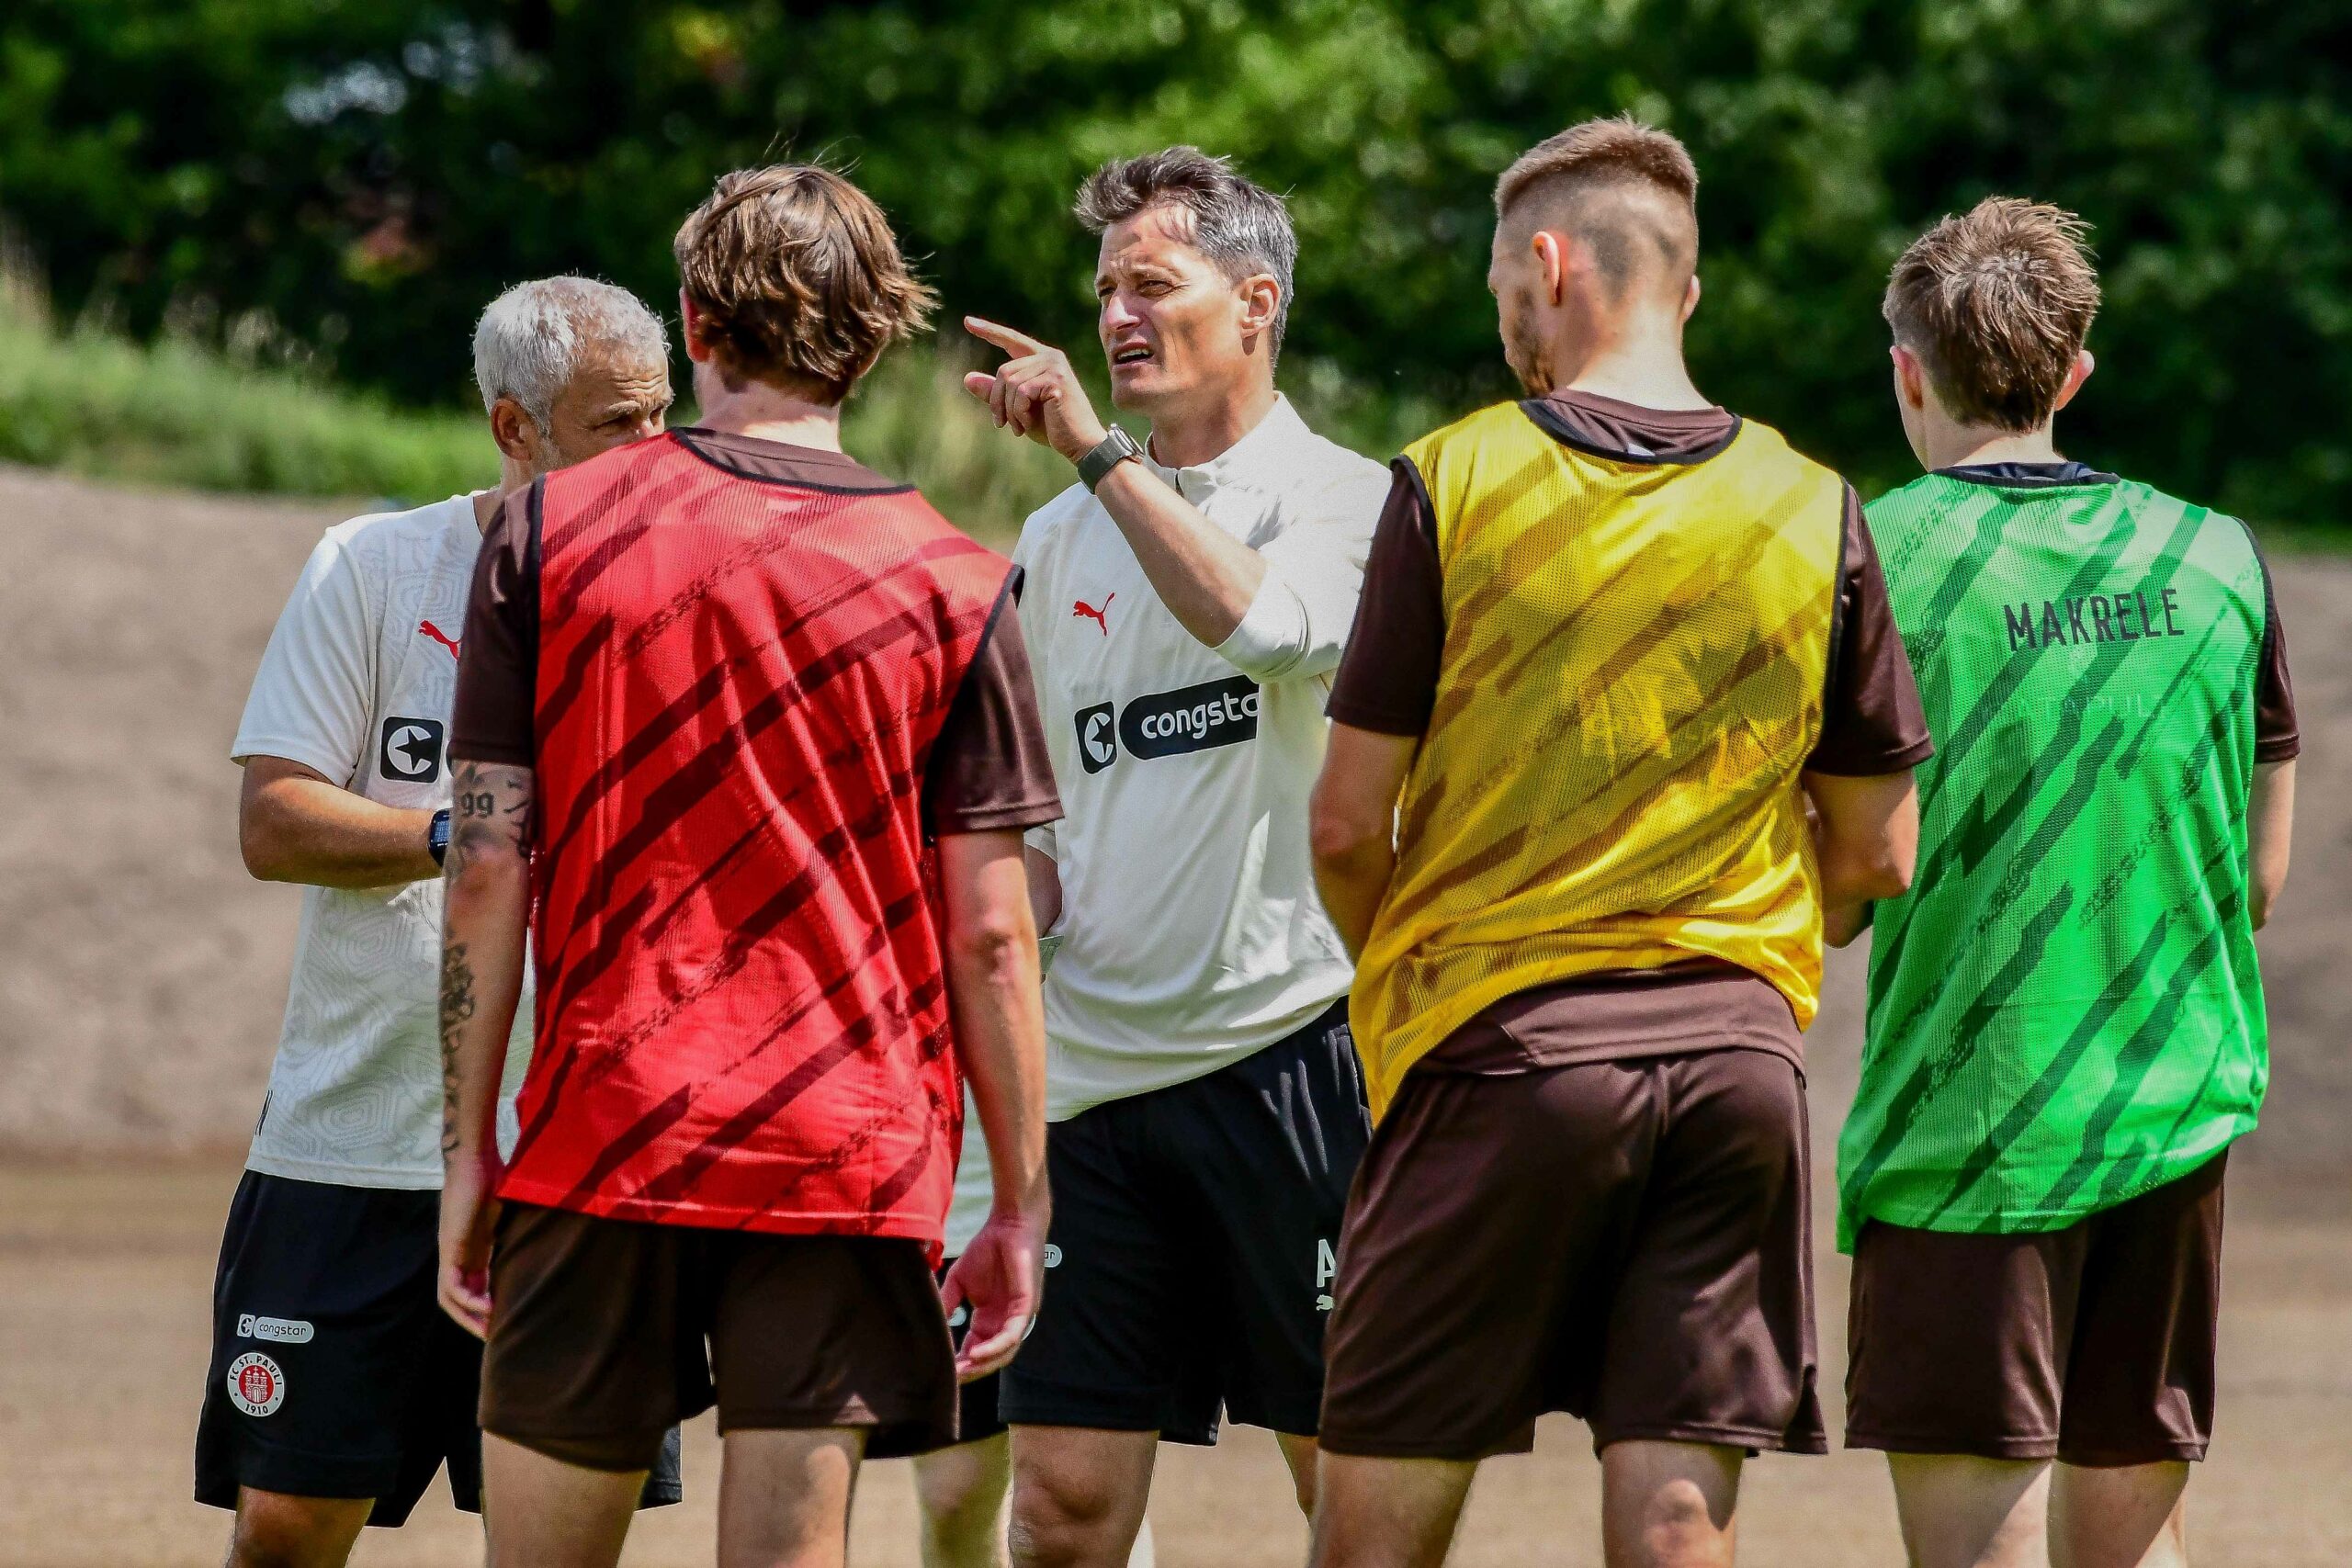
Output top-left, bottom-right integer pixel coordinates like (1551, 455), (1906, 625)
(1326, 458), (1445, 737)
(2253, 553), (2301, 763)
(923, 570), (1064, 836)
(1806, 487), (1936, 776)
(448, 483), (540, 767)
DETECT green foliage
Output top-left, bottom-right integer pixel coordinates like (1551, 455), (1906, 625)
(839, 351), (1076, 547)
(0, 285), (492, 498)
(2, 0), (2347, 525)
(0, 278), (1064, 539)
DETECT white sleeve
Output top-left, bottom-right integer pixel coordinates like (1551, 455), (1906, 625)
(1011, 503), (1059, 870)
(1212, 463), (1390, 684)
(231, 530), (378, 785)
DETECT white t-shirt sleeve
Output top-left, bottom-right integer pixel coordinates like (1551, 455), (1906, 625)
(1212, 462), (1390, 684)
(232, 529), (378, 784)
(1010, 501), (1062, 871)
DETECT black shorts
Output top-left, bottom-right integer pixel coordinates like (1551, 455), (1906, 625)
(940, 1260), (1008, 1448)
(1000, 1001), (1367, 1443)
(196, 1171), (682, 1526)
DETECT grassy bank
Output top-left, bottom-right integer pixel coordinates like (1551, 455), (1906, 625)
(0, 293), (492, 503)
(0, 290), (1075, 546)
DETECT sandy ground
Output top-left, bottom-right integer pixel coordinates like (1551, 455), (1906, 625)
(1, 1160), (2346, 1567)
(0, 461), (2346, 1562)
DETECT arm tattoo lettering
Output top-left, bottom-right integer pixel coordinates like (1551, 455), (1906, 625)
(447, 760), (535, 874)
(439, 940), (476, 1156)
(440, 761), (531, 1157)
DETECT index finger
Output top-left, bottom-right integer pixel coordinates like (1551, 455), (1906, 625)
(964, 316), (1049, 357)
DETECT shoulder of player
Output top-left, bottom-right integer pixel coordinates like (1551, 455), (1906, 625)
(303, 497), (472, 600)
(1010, 479), (1096, 569)
(1861, 469), (1991, 541)
(1231, 423), (1391, 525)
(320, 493), (471, 555)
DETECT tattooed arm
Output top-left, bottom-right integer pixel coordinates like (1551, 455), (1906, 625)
(435, 758), (535, 1337)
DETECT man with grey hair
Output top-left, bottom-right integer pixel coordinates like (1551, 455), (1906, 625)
(196, 276), (672, 1568)
(963, 147), (1389, 1568)
(472, 275), (673, 479)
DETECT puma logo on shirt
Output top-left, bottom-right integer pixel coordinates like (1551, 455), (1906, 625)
(419, 619), (462, 659)
(1073, 594), (1114, 635)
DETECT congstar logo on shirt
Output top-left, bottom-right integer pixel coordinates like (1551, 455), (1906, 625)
(1073, 677), (1261, 774)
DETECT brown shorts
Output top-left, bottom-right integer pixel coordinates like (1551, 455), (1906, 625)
(1846, 1150), (2226, 1468)
(1319, 1048), (1826, 1461)
(480, 1204), (957, 1471)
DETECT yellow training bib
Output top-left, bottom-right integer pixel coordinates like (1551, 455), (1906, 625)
(1351, 401), (1846, 1119)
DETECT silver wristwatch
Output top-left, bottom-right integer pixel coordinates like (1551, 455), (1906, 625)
(1078, 426), (1146, 492)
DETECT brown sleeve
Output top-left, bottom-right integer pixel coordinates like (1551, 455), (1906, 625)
(2253, 551), (2301, 763)
(448, 483), (540, 767)
(1805, 487), (1936, 776)
(1326, 458), (1445, 737)
(923, 570), (1065, 836)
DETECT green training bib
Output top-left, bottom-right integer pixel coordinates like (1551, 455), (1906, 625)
(1838, 469), (2272, 1251)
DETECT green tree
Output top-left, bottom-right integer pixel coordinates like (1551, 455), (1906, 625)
(3, 0), (2346, 523)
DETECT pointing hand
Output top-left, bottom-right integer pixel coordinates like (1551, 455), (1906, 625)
(962, 317), (1111, 466)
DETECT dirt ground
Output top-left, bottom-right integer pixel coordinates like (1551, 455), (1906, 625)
(2, 1160), (2347, 1567)
(0, 461), (2346, 1563)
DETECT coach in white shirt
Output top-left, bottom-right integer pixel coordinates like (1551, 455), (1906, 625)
(964, 148), (1389, 1568)
(198, 278), (680, 1568)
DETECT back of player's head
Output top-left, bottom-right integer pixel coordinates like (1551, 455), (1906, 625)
(1883, 197), (2101, 432)
(673, 164), (936, 402)
(1495, 118), (1700, 302)
(472, 276), (668, 428)
(1076, 146), (1297, 361)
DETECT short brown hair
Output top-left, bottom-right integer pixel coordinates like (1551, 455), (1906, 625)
(1075, 147), (1297, 362)
(1495, 118), (1700, 295)
(673, 164), (935, 401)
(1883, 197), (2101, 432)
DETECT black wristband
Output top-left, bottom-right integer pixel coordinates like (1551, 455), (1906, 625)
(429, 808), (452, 867)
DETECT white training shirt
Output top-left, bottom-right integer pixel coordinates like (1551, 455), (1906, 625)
(232, 494), (532, 1189)
(1012, 395), (1389, 1120)
(944, 1087), (992, 1258)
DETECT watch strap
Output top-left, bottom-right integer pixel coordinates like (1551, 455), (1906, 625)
(429, 808), (452, 867)
(1078, 427), (1145, 492)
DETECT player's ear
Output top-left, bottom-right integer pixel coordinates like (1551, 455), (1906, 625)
(1890, 344), (1928, 412)
(2051, 348), (2095, 414)
(678, 290), (717, 365)
(1532, 231), (1569, 306)
(488, 397), (538, 464)
(1680, 273), (1701, 324)
(1238, 274), (1281, 351)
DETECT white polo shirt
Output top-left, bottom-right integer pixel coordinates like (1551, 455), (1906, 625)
(232, 495), (533, 1188)
(1011, 395), (1388, 1120)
